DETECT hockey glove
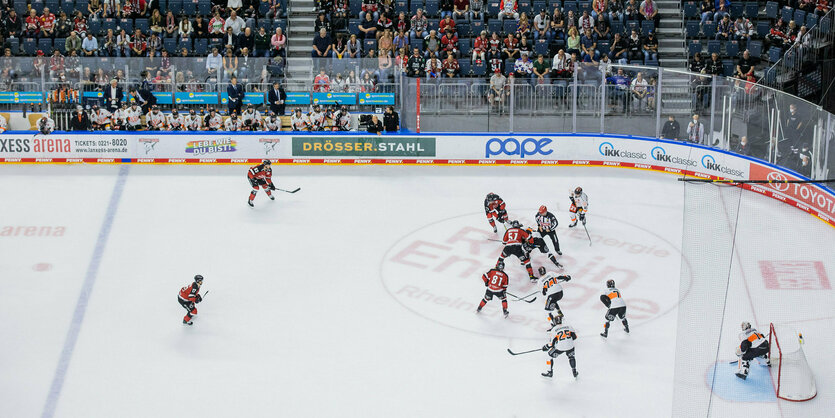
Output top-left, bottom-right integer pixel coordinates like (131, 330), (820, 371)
(600, 295), (611, 307)
(542, 288), (547, 296)
(196, 294), (203, 303)
(269, 183), (276, 191)
(542, 345), (550, 351)
(562, 275), (571, 282)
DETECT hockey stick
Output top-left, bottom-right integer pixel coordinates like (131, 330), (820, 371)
(507, 348), (542, 356)
(506, 291), (537, 303)
(581, 221), (592, 246)
(486, 238), (503, 243)
(273, 187), (301, 193)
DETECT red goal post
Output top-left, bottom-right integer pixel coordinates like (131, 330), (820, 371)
(769, 323), (817, 402)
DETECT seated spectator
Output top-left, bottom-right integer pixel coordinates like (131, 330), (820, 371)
(532, 54), (549, 84)
(594, 13), (610, 41)
(73, 11), (87, 37)
(426, 56), (443, 78)
(443, 53), (459, 77)
(606, 67), (631, 112)
(225, 11), (245, 35)
(411, 10), (429, 38)
(735, 136), (753, 156)
(312, 28), (333, 57)
(517, 13), (532, 38)
(499, 0), (519, 20)
(361, 0), (380, 22)
(255, 26), (271, 57)
(206, 47), (222, 77)
(347, 33), (363, 58)
(488, 69), (508, 108)
(470, 0), (485, 23)
(131, 29), (148, 56)
(519, 34), (532, 58)
(179, 16), (194, 40)
(624, 0), (639, 22)
(533, 9), (551, 41)
(359, 13), (377, 40)
(377, 14), (394, 41)
(117, 29), (132, 57)
(82, 32), (99, 56)
(165, 11), (177, 38)
(766, 18), (790, 49)
(551, 8), (566, 40)
(440, 29), (459, 57)
(238, 27), (255, 51)
(550, 49), (572, 78)
(642, 31), (657, 62)
(639, 0), (659, 28)
(592, 0), (608, 20)
(705, 52), (722, 75)
(333, 0), (349, 31)
(734, 17), (753, 49)
(150, 9), (165, 36)
(147, 33), (162, 55)
(735, 49), (757, 79)
(367, 115), (384, 135)
(393, 28), (410, 50)
(40, 7), (57, 39)
(610, 32), (628, 64)
(700, 0), (714, 26)
(631, 72), (649, 111)
(487, 47), (503, 73)
(333, 33), (348, 59)
(453, 0), (470, 22)
(566, 27), (581, 56)
(579, 10), (594, 31)
(424, 30), (442, 58)
(55, 12), (72, 38)
(689, 52), (705, 73)
(313, 69), (330, 91)
(439, 15), (456, 35)
(314, 12), (331, 34)
(65, 31), (83, 55)
(580, 28), (599, 61)
(272, 27), (287, 57)
(713, 0), (730, 23)
(407, 47), (426, 77)
(626, 29), (642, 62)
(473, 30), (488, 62)
(503, 33), (520, 60)
(223, 47), (238, 80)
(209, 12), (225, 36)
(715, 14), (732, 41)
(514, 53), (533, 79)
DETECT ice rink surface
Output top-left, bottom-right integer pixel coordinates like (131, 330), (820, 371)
(0, 164), (832, 417)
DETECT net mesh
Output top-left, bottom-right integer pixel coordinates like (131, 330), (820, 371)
(770, 324), (817, 402)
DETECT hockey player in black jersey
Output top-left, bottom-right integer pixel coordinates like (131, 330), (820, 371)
(523, 228), (562, 271)
(535, 205), (562, 255)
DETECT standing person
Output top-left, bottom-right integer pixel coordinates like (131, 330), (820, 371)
(541, 312), (579, 378)
(268, 81), (286, 115)
(540, 268), (571, 314)
(247, 159), (275, 207)
(383, 106), (399, 132)
(484, 192), (508, 233)
(535, 205), (562, 255)
(69, 106), (91, 131)
(599, 279), (629, 338)
(523, 228), (562, 269)
(178, 275), (204, 325)
(568, 187), (588, 228)
(660, 115), (680, 140)
(686, 113), (704, 144)
(497, 220), (537, 281)
(475, 260), (510, 317)
(104, 79), (123, 112)
(226, 76), (244, 115)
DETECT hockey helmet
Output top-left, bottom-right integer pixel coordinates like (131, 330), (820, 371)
(548, 312), (563, 327)
(574, 187), (583, 195)
(538, 266), (547, 276)
(510, 220), (521, 228)
(606, 279), (615, 288)
(538, 205), (547, 215)
(194, 274), (204, 284)
(262, 159), (271, 166)
(496, 260), (505, 271)
(741, 322), (751, 331)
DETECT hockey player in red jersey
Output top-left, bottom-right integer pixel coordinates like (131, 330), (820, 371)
(497, 220), (536, 281)
(484, 192), (508, 233)
(247, 159), (275, 207)
(178, 275), (204, 325)
(476, 260), (510, 318)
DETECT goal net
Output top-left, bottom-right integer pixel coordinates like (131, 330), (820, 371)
(769, 324), (817, 402)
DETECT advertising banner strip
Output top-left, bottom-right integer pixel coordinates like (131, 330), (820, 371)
(0, 92), (45, 103)
(291, 136), (436, 157)
(311, 92), (357, 105)
(358, 93), (395, 105)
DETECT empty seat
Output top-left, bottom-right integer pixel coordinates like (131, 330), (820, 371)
(745, 2), (759, 18)
(686, 21), (700, 38)
(707, 40), (721, 55)
(767, 46), (781, 62)
(756, 20), (770, 38)
(702, 22), (716, 38)
(684, 2), (699, 19)
(725, 40), (739, 57)
(424, 0), (439, 17)
(458, 59), (471, 76)
(23, 38), (37, 56)
(38, 38), (53, 54)
(748, 40), (763, 57)
(688, 39), (702, 56)
(765, 1), (778, 19)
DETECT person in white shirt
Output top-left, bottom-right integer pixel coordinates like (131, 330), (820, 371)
(308, 105), (326, 131)
(686, 114), (704, 144)
(241, 104), (263, 131)
(630, 72), (649, 112)
(223, 11), (245, 35)
(125, 103), (143, 130)
(205, 48), (222, 78)
(204, 108), (223, 130)
(166, 108), (185, 131)
(264, 112), (282, 131)
(224, 113), (244, 131)
(146, 105), (166, 130)
(111, 103), (128, 130)
(89, 104), (112, 130)
(38, 115), (56, 134)
(291, 108), (311, 131)
(184, 109), (203, 131)
(333, 106), (351, 131)
(0, 113), (8, 133)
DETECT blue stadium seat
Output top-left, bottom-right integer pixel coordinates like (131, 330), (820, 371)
(806, 13), (819, 29)
(518, 1), (532, 15)
(198, 1), (212, 16)
(471, 20), (485, 36)
(488, 20), (502, 35)
(7, 38), (19, 56)
(332, 58), (346, 75)
(768, 46), (781, 62)
(597, 41), (609, 55)
(395, 0), (408, 14)
(535, 39), (549, 55)
(725, 40), (739, 57)
(76, 0), (89, 13)
(101, 18), (117, 36)
(641, 20), (654, 35)
(748, 39), (763, 58)
(822, 17), (832, 33)
(459, 40), (471, 56)
(488, 2), (500, 17)
(14, 3), (28, 16)
(723, 62), (735, 77)
(168, 0), (184, 16)
(780, 6), (793, 21)
(164, 37), (177, 54)
(707, 40), (720, 55)
(194, 38), (209, 56)
(702, 22), (716, 38)
(458, 22), (471, 37)
(45, 0), (60, 13)
(54, 38), (66, 55)
(364, 38), (377, 51)
(425, 0), (439, 17)
(458, 59), (471, 76)
(548, 0), (562, 7)
(427, 18), (439, 32)
(352, 1), (363, 17)
(23, 38), (37, 56)
(503, 19), (516, 35)
(119, 19), (133, 34)
(410, 1), (422, 15)
(184, 1), (198, 16)
(563, 1), (578, 15)
(87, 19), (102, 36)
(178, 39), (192, 51)
(31, 0), (45, 14)
(578, 2), (591, 14)
(684, 2), (699, 19)
(744, 2), (759, 18)
(686, 21), (700, 38)
(730, 3), (743, 19)
(610, 22), (624, 35)
(688, 40), (702, 56)
(257, 18), (271, 32)
(272, 19), (287, 32)
(794, 10), (807, 26)
(135, 18), (149, 34)
(504, 59), (514, 75)
(756, 20), (770, 38)
(765, 1), (778, 19)
(472, 60), (486, 76)
(38, 38), (53, 54)
(533, 1), (548, 14)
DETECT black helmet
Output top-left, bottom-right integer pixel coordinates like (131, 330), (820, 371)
(194, 274), (204, 284)
(606, 279), (615, 288)
(262, 159), (271, 166)
(574, 186), (583, 195)
(496, 260), (505, 271)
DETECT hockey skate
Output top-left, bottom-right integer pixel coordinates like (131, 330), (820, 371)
(556, 250), (563, 255)
(247, 200), (254, 207)
(600, 329), (608, 338)
(572, 369), (579, 378)
(735, 369), (748, 380)
(568, 220), (577, 228)
(503, 310), (509, 318)
(541, 370), (553, 378)
(183, 319), (193, 326)
(492, 226), (497, 233)
(624, 323), (630, 334)
(269, 195), (275, 201)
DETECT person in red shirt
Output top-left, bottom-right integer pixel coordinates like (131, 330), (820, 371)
(497, 220), (536, 280)
(473, 30), (488, 62)
(439, 15), (456, 34)
(130, 29), (147, 56)
(178, 275), (204, 325)
(40, 7), (57, 38)
(440, 29), (459, 57)
(247, 159), (275, 207)
(25, 9), (41, 38)
(476, 260), (510, 317)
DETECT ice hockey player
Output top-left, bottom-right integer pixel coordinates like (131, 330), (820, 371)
(484, 192), (509, 233)
(523, 228), (563, 270)
(204, 108), (223, 131)
(225, 113), (244, 131)
(145, 105), (166, 130)
(735, 322), (771, 380)
(541, 312), (579, 378)
(333, 106), (351, 131)
(540, 267), (571, 314)
(309, 104), (326, 131)
(568, 187), (589, 228)
(242, 104), (263, 131)
(247, 159), (275, 207)
(291, 108), (311, 131)
(184, 109), (203, 131)
(497, 220), (536, 281)
(476, 260), (510, 318)
(600, 279), (629, 337)
(167, 108), (185, 131)
(535, 205), (562, 255)
(178, 275), (204, 325)
(264, 112), (282, 131)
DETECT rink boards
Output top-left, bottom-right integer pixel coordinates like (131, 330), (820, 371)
(0, 131), (832, 227)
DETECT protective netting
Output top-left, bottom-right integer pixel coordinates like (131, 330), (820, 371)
(770, 324), (817, 401)
(672, 177), (835, 417)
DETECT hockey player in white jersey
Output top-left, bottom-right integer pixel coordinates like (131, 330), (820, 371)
(264, 112), (282, 131)
(125, 102), (143, 131)
(204, 108), (223, 131)
(735, 322), (770, 380)
(600, 279), (629, 337)
(225, 113), (244, 131)
(111, 103), (128, 131)
(145, 106), (166, 130)
(166, 108), (185, 131)
(89, 104), (111, 130)
(568, 187), (589, 228)
(291, 108), (311, 131)
(241, 104), (263, 131)
(540, 267), (571, 314)
(541, 312), (578, 378)
(333, 106), (351, 131)
(184, 109), (203, 131)
(308, 105), (326, 131)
